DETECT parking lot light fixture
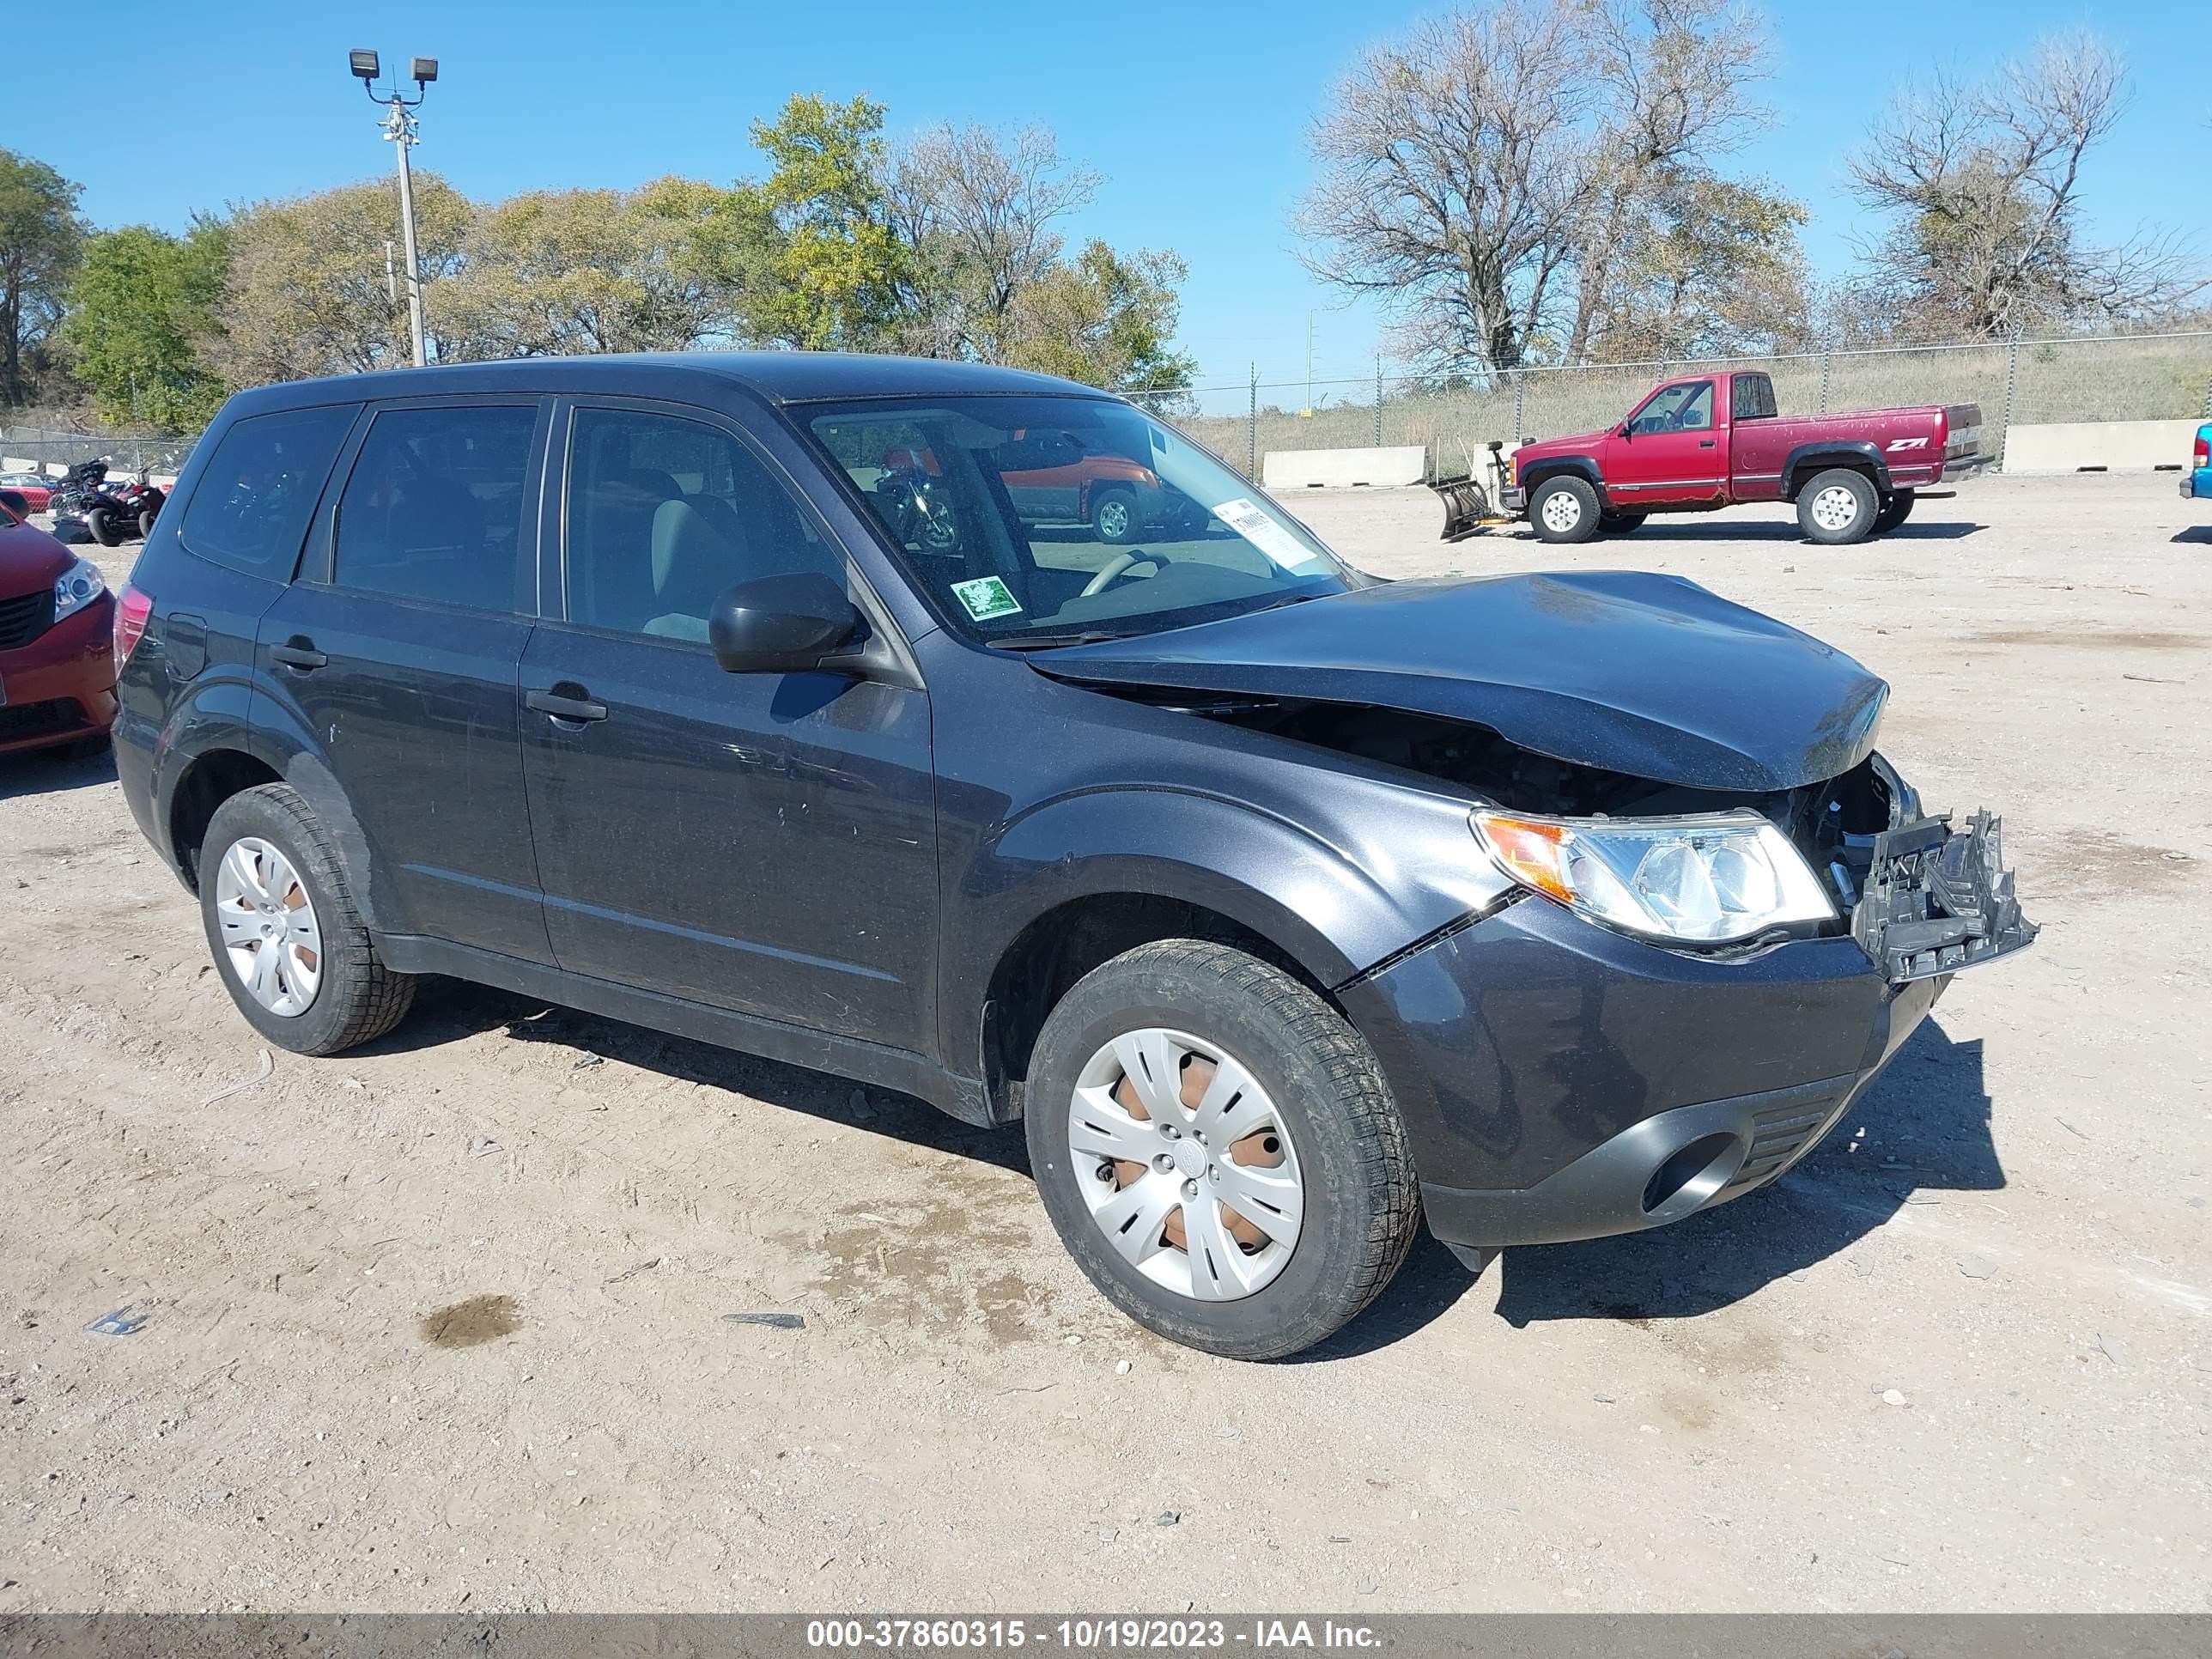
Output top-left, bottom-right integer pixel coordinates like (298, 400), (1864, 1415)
(348, 50), (437, 368)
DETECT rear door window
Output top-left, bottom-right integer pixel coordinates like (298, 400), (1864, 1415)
(177, 404), (357, 580)
(332, 404), (539, 612)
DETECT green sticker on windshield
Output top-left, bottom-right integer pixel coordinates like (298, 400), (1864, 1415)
(951, 575), (1023, 622)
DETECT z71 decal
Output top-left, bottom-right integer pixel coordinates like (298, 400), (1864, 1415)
(1887, 436), (1929, 451)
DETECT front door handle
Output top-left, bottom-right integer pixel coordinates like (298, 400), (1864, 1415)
(1698, 439), (1717, 448)
(270, 636), (328, 670)
(526, 687), (609, 724)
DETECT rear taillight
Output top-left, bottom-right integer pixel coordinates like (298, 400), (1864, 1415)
(2195, 436), (2209, 469)
(113, 583), (153, 665)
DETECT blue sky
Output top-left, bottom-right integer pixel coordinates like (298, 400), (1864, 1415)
(9, 0), (2203, 396)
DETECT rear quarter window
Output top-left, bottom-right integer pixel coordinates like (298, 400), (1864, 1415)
(177, 404), (358, 580)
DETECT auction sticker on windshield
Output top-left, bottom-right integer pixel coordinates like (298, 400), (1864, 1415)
(951, 575), (1023, 621)
(1212, 497), (1322, 571)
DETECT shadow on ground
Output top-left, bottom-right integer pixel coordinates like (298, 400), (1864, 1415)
(0, 738), (116, 803)
(1626, 520), (1984, 543)
(366, 977), (1030, 1175)
(1487, 1016), (1998, 1327)
(2171, 526), (2212, 544)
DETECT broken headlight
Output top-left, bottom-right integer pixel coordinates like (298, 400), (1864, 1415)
(1472, 809), (1836, 945)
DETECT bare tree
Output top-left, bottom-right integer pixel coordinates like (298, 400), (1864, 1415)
(1565, 0), (1771, 359)
(888, 125), (1100, 362)
(1849, 33), (2204, 337)
(1298, 0), (1596, 371)
(1299, 0), (1790, 373)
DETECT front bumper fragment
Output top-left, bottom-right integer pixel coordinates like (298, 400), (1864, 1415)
(1851, 810), (2035, 981)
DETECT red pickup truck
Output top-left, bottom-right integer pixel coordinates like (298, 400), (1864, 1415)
(1499, 369), (1988, 546)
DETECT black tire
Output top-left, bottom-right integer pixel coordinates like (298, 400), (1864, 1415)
(1796, 467), (1879, 545)
(84, 506), (119, 548)
(1090, 486), (1139, 545)
(137, 508), (158, 541)
(1024, 939), (1421, 1360)
(1871, 489), (1915, 535)
(1527, 476), (1601, 544)
(1597, 511), (1647, 535)
(198, 783), (416, 1057)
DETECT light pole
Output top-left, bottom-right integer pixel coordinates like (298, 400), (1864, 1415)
(349, 49), (438, 368)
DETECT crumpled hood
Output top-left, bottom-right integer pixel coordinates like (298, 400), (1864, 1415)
(1031, 571), (1888, 793)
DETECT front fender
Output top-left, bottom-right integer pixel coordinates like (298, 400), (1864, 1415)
(939, 779), (1514, 1066)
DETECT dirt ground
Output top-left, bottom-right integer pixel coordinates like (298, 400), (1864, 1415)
(2, 473), (2208, 1613)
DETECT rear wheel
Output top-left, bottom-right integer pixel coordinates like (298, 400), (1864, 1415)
(1871, 489), (1915, 535)
(1025, 939), (1420, 1360)
(1796, 468), (1878, 545)
(1598, 511), (1647, 536)
(137, 507), (158, 540)
(1528, 476), (1600, 544)
(199, 784), (416, 1056)
(84, 506), (119, 547)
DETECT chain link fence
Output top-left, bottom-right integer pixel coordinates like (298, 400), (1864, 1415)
(0, 425), (198, 480)
(1130, 330), (2212, 483)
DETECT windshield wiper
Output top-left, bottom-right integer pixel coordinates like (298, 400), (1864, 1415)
(986, 630), (1128, 651)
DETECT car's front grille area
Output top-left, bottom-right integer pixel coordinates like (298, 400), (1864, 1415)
(1724, 1086), (1852, 1192)
(0, 698), (83, 742)
(0, 588), (55, 650)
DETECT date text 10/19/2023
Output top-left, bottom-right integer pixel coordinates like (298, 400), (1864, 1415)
(805, 1619), (1383, 1650)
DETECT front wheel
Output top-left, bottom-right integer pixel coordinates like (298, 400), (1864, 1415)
(1025, 939), (1421, 1360)
(1090, 486), (1139, 544)
(84, 506), (119, 547)
(1528, 476), (1600, 544)
(1871, 489), (1915, 535)
(199, 783), (416, 1056)
(1796, 468), (1878, 545)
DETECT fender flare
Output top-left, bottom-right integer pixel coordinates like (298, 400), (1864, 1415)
(1783, 441), (1893, 500)
(1515, 454), (1610, 509)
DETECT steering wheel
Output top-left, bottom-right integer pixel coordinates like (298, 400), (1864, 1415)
(1080, 549), (1168, 598)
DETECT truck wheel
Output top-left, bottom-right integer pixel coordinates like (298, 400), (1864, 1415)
(199, 783), (416, 1057)
(1091, 487), (1139, 544)
(1797, 469), (1878, 545)
(1528, 477), (1600, 544)
(1598, 511), (1646, 535)
(1024, 939), (1421, 1361)
(1871, 489), (1915, 535)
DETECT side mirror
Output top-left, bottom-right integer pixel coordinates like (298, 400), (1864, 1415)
(708, 572), (864, 675)
(1617, 423), (1634, 441)
(0, 489), (27, 521)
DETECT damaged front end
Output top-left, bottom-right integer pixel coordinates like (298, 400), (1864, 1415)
(1849, 810), (2037, 981)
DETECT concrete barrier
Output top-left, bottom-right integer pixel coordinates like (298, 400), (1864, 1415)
(2002, 418), (2201, 473)
(1262, 445), (1428, 489)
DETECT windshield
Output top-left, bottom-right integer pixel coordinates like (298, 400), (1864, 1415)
(801, 395), (1361, 643)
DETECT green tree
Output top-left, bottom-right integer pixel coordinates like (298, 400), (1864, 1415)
(60, 221), (231, 430)
(0, 150), (87, 404)
(214, 174), (473, 384)
(1003, 243), (1195, 392)
(441, 177), (766, 358)
(1578, 173), (1811, 362)
(737, 95), (908, 349)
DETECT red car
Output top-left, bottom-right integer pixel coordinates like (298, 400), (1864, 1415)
(1502, 369), (1989, 545)
(0, 488), (117, 757)
(0, 471), (54, 513)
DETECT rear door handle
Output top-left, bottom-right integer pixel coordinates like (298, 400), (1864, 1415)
(526, 687), (609, 724)
(270, 637), (328, 670)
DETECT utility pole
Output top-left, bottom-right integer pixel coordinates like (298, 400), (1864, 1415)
(349, 50), (439, 368)
(1303, 313), (1314, 417)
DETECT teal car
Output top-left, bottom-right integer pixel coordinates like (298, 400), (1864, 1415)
(2187, 423), (2211, 500)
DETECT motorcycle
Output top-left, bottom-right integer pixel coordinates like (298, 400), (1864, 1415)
(50, 459), (167, 547)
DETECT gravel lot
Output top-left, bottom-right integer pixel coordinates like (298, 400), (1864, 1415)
(2, 472), (2208, 1613)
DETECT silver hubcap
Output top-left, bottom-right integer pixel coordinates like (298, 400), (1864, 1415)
(214, 837), (322, 1018)
(1067, 1028), (1304, 1302)
(1097, 498), (1129, 539)
(1810, 485), (1860, 532)
(1540, 490), (1582, 533)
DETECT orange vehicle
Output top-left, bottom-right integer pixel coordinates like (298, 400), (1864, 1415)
(994, 422), (1178, 544)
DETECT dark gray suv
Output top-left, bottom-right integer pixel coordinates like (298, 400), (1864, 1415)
(112, 355), (2034, 1358)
